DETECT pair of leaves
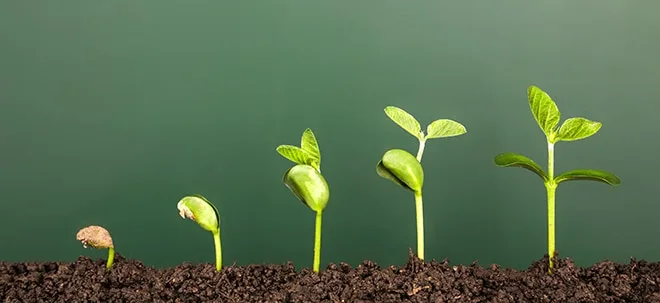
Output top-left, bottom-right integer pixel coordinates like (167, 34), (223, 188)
(283, 164), (330, 212)
(277, 129), (329, 212)
(528, 86), (602, 143)
(384, 106), (467, 141)
(493, 153), (621, 186)
(177, 195), (221, 234)
(376, 149), (424, 193)
(276, 128), (321, 172)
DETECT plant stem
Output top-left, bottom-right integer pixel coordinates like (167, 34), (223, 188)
(313, 210), (323, 273)
(415, 135), (426, 260)
(213, 229), (222, 271)
(414, 190), (425, 260)
(416, 138), (426, 162)
(546, 141), (557, 273)
(106, 247), (115, 269)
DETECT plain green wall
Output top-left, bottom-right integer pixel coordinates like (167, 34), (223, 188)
(1, 1), (658, 271)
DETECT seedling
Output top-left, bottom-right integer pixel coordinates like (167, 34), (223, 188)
(494, 85), (621, 272)
(76, 225), (115, 269)
(377, 106), (467, 260)
(177, 195), (223, 271)
(276, 128), (329, 273)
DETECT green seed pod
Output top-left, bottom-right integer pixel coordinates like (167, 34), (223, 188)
(283, 164), (330, 212)
(376, 148), (424, 192)
(177, 195), (220, 233)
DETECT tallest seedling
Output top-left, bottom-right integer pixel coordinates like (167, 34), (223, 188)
(494, 85), (621, 272)
(376, 106), (467, 260)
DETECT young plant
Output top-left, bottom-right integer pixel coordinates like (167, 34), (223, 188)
(276, 128), (329, 273)
(494, 85), (621, 272)
(177, 195), (223, 271)
(76, 225), (115, 269)
(377, 106), (467, 260)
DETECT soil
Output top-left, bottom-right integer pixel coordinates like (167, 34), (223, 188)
(2, 250), (659, 303)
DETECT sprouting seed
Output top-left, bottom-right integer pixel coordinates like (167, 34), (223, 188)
(76, 225), (115, 269)
(177, 194), (223, 271)
(276, 128), (329, 273)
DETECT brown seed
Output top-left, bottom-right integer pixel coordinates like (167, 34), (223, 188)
(76, 225), (114, 249)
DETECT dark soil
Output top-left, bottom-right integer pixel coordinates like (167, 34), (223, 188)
(2, 250), (660, 303)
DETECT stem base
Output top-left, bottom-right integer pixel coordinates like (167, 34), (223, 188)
(106, 247), (115, 270)
(213, 230), (222, 271)
(313, 211), (323, 273)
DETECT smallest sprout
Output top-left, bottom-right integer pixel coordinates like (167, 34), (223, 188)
(76, 225), (115, 269)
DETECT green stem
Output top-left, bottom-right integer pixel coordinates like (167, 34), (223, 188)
(414, 190), (425, 260)
(106, 247), (115, 269)
(416, 138), (426, 162)
(547, 141), (555, 181)
(415, 135), (426, 260)
(213, 229), (222, 271)
(546, 141), (557, 273)
(313, 210), (323, 273)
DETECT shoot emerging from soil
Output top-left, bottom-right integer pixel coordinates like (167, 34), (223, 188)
(76, 225), (115, 269)
(494, 85), (621, 273)
(377, 106), (466, 260)
(177, 194), (223, 271)
(276, 128), (329, 273)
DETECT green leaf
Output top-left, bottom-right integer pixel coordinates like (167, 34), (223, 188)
(377, 149), (424, 192)
(283, 164), (330, 212)
(556, 117), (602, 142)
(425, 119), (467, 139)
(300, 128), (321, 171)
(384, 106), (422, 139)
(554, 169), (621, 185)
(276, 145), (311, 166)
(528, 85), (561, 137)
(177, 195), (220, 233)
(494, 152), (548, 182)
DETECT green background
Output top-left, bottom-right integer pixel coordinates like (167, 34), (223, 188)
(1, 1), (658, 271)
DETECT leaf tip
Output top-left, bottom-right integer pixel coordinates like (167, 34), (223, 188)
(595, 121), (603, 128)
(609, 175), (622, 186)
(527, 85), (545, 97)
(493, 153), (511, 166)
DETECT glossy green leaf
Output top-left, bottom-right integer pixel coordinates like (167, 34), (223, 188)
(425, 119), (467, 139)
(276, 145), (311, 166)
(384, 106), (422, 139)
(494, 152), (548, 182)
(283, 164), (330, 212)
(300, 128), (321, 171)
(177, 195), (220, 233)
(377, 149), (424, 192)
(528, 85), (561, 137)
(556, 117), (602, 142)
(554, 169), (621, 185)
